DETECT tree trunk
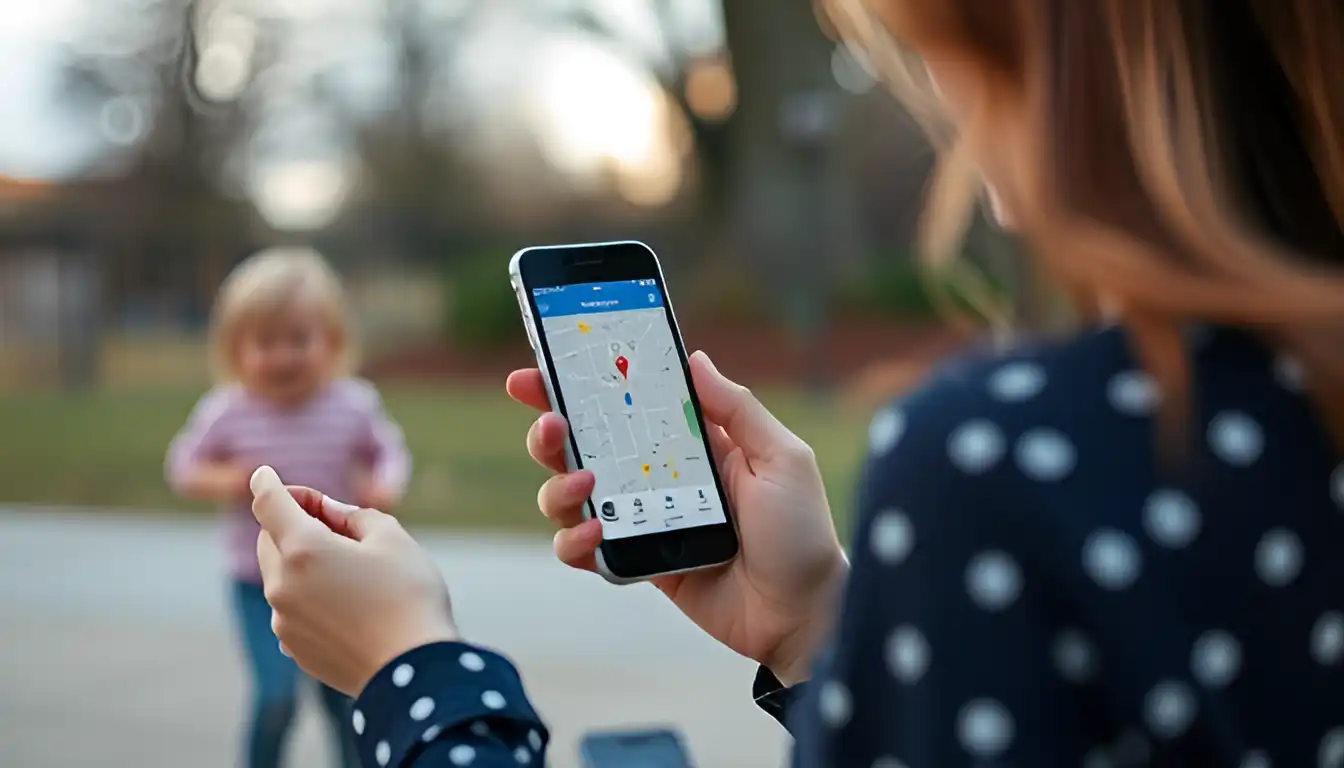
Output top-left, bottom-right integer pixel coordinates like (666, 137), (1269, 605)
(719, 0), (865, 387)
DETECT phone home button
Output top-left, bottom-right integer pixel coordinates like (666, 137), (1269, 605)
(660, 540), (686, 568)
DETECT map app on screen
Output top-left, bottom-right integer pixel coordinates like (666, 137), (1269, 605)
(535, 279), (726, 539)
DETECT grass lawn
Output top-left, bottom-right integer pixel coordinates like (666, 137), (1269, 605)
(0, 386), (874, 536)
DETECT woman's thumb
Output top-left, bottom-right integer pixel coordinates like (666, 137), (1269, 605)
(690, 351), (800, 461)
(251, 466), (322, 547)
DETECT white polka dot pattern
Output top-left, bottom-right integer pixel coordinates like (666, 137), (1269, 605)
(409, 696), (435, 721)
(1313, 612), (1344, 666)
(870, 509), (915, 565)
(1083, 529), (1143, 591)
(459, 652), (486, 672)
(420, 724), (442, 743)
(988, 362), (1047, 403)
(1322, 727), (1344, 768)
(471, 721), (491, 738)
(1144, 680), (1196, 739)
(513, 746), (532, 764)
(1108, 370), (1160, 416)
(869, 408), (906, 455)
(527, 730), (543, 751)
(1209, 411), (1265, 466)
(886, 624), (931, 684)
(1255, 528), (1304, 587)
(1015, 428), (1077, 482)
(1191, 630), (1241, 689)
(391, 663), (414, 687)
(956, 699), (1014, 757)
(1143, 490), (1201, 549)
(1052, 629), (1098, 684)
(448, 744), (477, 766)
(1275, 355), (1304, 392)
(375, 740), (391, 767)
(819, 680), (853, 727)
(481, 690), (507, 710)
(352, 709), (365, 736)
(965, 550), (1023, 611)
(947, 420), (1006, 474)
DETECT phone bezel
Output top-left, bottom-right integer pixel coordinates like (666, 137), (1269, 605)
(512, 241), (739, 582)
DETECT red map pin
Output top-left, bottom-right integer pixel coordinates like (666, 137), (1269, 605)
(615, 356), (629, 379)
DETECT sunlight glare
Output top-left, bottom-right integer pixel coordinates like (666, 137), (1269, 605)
(249, 158), (353, 231)
(528, 37), (679, 203)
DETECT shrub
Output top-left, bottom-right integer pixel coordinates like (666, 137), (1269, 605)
(444, 256), (525, 349)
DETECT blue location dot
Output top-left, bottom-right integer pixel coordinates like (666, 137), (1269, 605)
(624, 392), (633, 406)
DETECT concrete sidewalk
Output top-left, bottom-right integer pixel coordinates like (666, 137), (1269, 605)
(0, 509), (788, 767)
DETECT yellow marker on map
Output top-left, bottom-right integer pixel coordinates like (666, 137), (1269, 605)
(641, 464), (650, 476)
(577, 321), (591, 333)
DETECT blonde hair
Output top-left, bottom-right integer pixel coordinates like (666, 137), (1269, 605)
(209, 246), (356, 382)
(823, 0), (1344, 454)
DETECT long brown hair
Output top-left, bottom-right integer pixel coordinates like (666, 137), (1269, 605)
(825, 0), (1344, 451)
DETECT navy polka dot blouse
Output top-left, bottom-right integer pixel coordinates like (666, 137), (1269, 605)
(352, 325), (1344, 767)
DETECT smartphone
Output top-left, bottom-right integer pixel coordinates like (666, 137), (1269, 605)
(509, 241), (739, 584)
(578, 728), (694, 768)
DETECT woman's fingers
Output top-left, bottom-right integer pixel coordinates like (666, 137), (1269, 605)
(690, 351), (806, 464)
(506, 369), (552, 412)
(526, 412), (570, 474)
(538, 471), (593, 528)
(553, 519), (602, 572)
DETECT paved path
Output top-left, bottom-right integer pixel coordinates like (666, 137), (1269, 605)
(0, 509), (787, 767)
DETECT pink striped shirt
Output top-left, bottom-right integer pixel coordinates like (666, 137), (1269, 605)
(166, 378), (412, 582)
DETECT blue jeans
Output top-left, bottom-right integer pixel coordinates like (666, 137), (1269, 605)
(231, 580), (359, 768)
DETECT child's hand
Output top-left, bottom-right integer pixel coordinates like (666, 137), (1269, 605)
(354, 479), (400, 513)
(175, 461), (253, 503)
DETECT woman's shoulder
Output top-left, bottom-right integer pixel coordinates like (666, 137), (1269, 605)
(874, 326), (1138, 444)
(854, 327), (1148, 571)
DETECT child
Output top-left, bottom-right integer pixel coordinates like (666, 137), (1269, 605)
(166, 248), (411, 768)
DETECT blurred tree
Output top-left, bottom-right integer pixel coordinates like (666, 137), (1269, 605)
(327, 0), (489, 268)
(552, 0), (863, 293)
(53, 0), (257, 385)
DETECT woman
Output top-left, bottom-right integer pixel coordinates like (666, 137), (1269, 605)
(252, 0), (1344, 765)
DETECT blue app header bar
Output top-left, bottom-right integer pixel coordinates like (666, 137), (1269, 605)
(533, 280), (664, 318)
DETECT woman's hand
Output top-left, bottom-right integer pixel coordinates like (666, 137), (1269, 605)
(506, 351), (847, 685)
(250, 466), (457, 696)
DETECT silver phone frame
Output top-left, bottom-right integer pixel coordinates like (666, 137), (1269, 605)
(508, 240), (737, 585)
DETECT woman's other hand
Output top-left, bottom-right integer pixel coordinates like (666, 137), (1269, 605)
(249, 466), (457, 696)
(506, 351), (847, 685)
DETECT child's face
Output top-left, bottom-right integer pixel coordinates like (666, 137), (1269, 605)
(236, 307), (338, 405)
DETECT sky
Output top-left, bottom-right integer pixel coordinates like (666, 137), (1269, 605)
(0, 0), (723, 186)
(0, 0), (110, 179)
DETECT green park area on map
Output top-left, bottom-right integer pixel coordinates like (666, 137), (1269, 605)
(682, 399), (701, 440)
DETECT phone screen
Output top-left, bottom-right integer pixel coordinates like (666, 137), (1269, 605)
(533, 279), (727, 539)
(579, 729), (693, 768)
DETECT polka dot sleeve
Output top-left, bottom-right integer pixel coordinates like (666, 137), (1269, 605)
(353, 642), (548, 767)
(789, 379), (1107, 767)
